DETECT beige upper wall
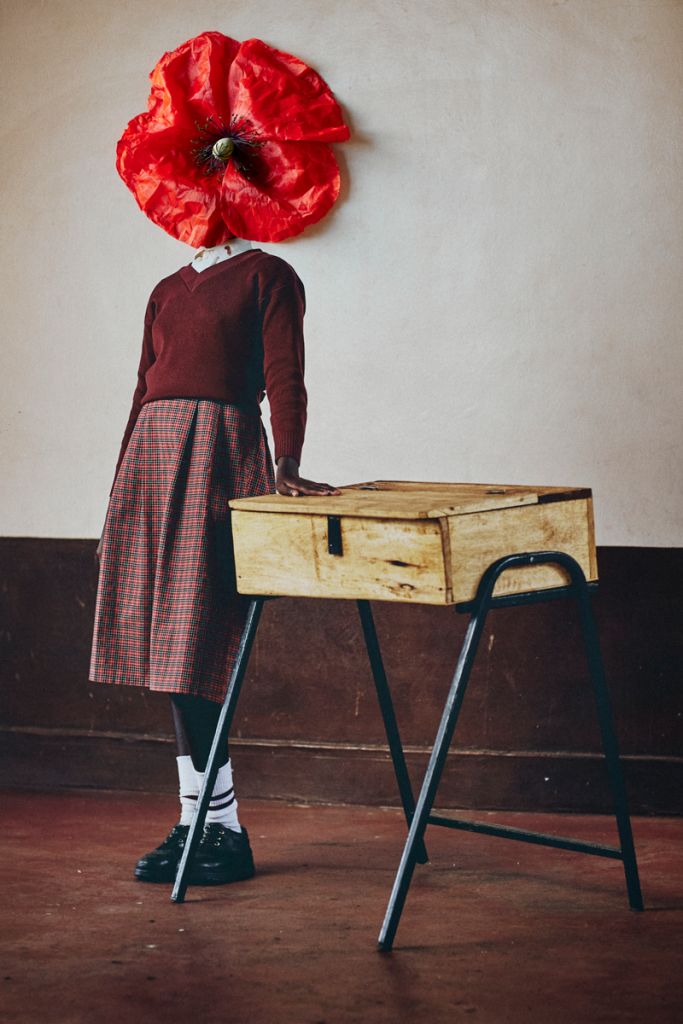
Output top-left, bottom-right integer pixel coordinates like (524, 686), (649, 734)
(0, 0), (681, 545)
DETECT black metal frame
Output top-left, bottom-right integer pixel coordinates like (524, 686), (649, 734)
(171, 548), (643, 953)
(377, 550), (643, 951)
(171, 597), (426, 903)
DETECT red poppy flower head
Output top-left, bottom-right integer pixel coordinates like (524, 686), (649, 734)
(116, 31), (350, 246)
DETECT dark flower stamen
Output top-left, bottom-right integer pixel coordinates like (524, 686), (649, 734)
(190, 114), (264, 179)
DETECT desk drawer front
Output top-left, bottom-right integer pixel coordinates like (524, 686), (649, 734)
(231, 511), (450, 603)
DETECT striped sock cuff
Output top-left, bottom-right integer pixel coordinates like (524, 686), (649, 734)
(197, 760), (241, 831)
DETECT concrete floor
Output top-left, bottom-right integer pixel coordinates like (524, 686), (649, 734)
(1, 790), (681, 1024)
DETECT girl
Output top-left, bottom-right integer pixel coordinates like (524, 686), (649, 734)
(92, 29), (349, 883)
(89, 234), (341, 884)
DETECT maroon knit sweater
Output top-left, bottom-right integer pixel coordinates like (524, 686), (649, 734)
(110, 248), (307, 495)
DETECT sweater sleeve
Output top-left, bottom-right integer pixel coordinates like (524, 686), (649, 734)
(260, 266), (308, 465)
(109, 295), (156, 496)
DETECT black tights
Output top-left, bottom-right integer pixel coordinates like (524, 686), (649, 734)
(170, 694), (228, 772)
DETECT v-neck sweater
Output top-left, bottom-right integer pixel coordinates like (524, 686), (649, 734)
(110, 248), (307, 495)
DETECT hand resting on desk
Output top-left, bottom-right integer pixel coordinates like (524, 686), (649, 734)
(275, 455), (341, 498)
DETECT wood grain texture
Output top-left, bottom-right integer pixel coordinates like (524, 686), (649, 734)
(232, 510), (449, 603)
(228, 480), (592, 520)
(230, 482), (597, 605)
(448, 498), (597, 602)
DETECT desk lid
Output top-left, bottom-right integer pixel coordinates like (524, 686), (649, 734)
(228, 480), (592, 520)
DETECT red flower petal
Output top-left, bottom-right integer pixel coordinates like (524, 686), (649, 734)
(116, 115), (234, 247)
(228, 38), (350, 143)
(220, 139), (342, 242)
(116, 31), (349, 243)
(148, 30), (240, 126)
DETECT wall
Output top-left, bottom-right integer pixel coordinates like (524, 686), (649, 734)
(1, 539), (682, 814)
(1, 2), (681, 813)
(1, 0), (682, 545)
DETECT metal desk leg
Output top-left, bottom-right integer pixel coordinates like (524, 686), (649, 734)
(377, 551), (643, 951)
(377, 592), (490, 950)
(171, 597), (265, 903)
(575, 582), (643, 910)
(357, 600), (428, 865)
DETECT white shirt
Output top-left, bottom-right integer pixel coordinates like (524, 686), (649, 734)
(190, 237), (253, 273)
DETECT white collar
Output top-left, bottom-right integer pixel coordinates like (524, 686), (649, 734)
(190, 237), (253, 273)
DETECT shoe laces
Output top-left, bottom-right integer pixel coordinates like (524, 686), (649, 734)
(201, 823), (230, 849)
(163, 824), (189, 846)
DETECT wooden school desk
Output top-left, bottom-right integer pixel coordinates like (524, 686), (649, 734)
(170, 481), (643, 950)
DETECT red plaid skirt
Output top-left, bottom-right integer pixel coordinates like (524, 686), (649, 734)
(89, 398), (275, 704)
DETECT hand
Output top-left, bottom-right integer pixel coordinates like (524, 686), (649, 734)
(276, 456), (342, 497)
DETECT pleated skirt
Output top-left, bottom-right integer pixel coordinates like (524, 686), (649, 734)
(89, 398), (276, 704)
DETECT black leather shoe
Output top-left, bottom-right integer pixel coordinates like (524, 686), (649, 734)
(187, 823), (255, 885)
(134, 823), (189, 883)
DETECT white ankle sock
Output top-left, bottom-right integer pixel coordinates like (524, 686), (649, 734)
(196, 758), (242, 833)
(176, 754), (200, 826)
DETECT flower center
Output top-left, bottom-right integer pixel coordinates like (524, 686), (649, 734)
(211, 137), (235, 161)
(190, 115), (264, 180)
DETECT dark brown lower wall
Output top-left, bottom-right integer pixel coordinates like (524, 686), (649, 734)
(1, 540), (681, 813)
